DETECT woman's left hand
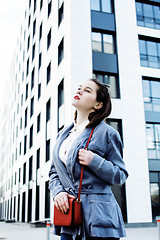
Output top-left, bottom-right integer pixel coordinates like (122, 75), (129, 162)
(78, 149), (94, 166)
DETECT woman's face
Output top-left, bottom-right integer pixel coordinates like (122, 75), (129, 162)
(72, 80), (101, 114)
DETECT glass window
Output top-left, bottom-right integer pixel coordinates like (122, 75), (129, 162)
(146, 123), (160, 160)
(139, 40), (147, 55)
(92, 32), (102, 52)
(103, 34), (114, 54)
(101, 0), (112, 13)
(144, 4), (153, 18)
(136, 2), (143, 16)
(90, 0), (100, 11)
(150, 183), (160, 221)
(147, 41), (157, 56)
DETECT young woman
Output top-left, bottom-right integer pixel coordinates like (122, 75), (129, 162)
(49, 78), (128, 240)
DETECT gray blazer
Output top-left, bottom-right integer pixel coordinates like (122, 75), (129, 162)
(49, 121), (128, 239)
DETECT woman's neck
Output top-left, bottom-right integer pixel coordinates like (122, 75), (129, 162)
(76, 112), (88, 125)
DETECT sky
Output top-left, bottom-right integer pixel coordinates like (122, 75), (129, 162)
(0, 0), (26, 113)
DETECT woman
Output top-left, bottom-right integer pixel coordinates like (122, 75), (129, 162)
(49, 78), (128, 240)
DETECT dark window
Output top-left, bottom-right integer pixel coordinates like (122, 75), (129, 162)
(15, 172), (17, 185)
(37, 113), (41, 133)
(29, 156), (33, 181)
(48, 0), (52, 17)
(47, 29), (51, 50)
(35, 186), (39, 220)
(19, 142), (21, 155)
(30, 97), (34, 117)
(58, 79), (64, 131)
(27, 36), (30, 50)
(28, 189), (32, 222)
(26, 83), (28, 100)
(28, 15), (31, 28)
(29, 0), (31, 8)
(47, 62), (51, 84)
(25, 107), (28, 128)
(46, 99), (51, 123)
(32, 44), (35, 61)
(46, 139), (50, 162)
(33, 19), (36, 37)
(22, 192), (25, 222)
(106, 118), (123, 142)
(39, 22), (42, 41)
(58, 1), (64, 26)
(40, 0), (43, 10)
(90, 0), (113, 13)
(92, 31), (115, 54)
(31, 68), (35, 90)
(136, 2), (160, 30)
(45, 181), (50, 218)
(19, 168), (21, 182)
(23, 162), (26, 184)
(38, 83), (41, 99)
(139, 37), (160, 69)
(34, 0), (36, 13)
(21, 94), (23, 106)
(29, 125), (33, 148)
(39, 53), (42, 69)
(26, 58), (29, 76)
(24, 135), (27, 155)
(37, 148), (40, 169)
(94, 72), (119, 98)
(142, 77), (160, 112)
(58, 38), (64, 65)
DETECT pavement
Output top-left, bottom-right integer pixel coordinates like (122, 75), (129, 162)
(0, 221), (159, 240)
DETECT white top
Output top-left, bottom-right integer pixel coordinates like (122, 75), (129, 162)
(59, 120), (89, 165)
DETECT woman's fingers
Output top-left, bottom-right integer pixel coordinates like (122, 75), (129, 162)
(54, 192), (75, 213)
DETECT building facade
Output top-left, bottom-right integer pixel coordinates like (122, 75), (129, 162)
(0, 0), (160, 224)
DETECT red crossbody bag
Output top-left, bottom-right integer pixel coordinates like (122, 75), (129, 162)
(54, 128), (94, 226)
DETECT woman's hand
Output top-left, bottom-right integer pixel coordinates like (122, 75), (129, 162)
(78, 149), (94, 166)
(54, 192), (75, 214)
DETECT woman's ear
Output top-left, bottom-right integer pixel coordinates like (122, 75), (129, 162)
(94, 102), (103, 110)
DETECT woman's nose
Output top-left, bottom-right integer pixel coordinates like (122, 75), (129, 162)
(77, 89), (82, 95)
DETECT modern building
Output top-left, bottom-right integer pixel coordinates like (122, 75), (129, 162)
(0, 0), (160, 225)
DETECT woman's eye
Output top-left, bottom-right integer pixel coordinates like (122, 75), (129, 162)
(85, 89), (90, 93)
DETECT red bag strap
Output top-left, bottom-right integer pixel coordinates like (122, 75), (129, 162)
(78, 128), (95, 201)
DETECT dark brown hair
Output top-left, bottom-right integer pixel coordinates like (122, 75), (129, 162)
(74, 78), (112, 128)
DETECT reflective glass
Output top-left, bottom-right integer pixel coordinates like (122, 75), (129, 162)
(144, 102), (152, 111)
(158, 43), (160, 57)
(148, 56), (159, 68)
(147, 41), (157, 56)
(155, 124), (160, 143)
(154, 6), (160, 20)
(151, 81), (160, 98)
(142, 80), (150, 97)
(90, 0), (100, 11)
(146, 124), (155, 149)
(144, 4), (153, 18)
(101, 0), (112, 13)
(153, 98), (160, 112)
(139, 40), (147, 55)
(92, 32), (102, 52)
(136, 2), (143, 16)
(148, 149), (157, 159)
(96, 74), (103, 83)
(108, 76), (117, 98)
(103, 34), (114, 54)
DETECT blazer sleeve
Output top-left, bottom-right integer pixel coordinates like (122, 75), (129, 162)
(49, 131), (65, 199)
(49, 159), (65, 199)
(88, 131), (128, 185)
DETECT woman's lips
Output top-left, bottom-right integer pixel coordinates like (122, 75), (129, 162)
(74, 95), (80, 100)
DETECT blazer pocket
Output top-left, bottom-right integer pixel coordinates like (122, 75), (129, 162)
(88, 195), (120, 231)
(89, 146), (105, 157)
